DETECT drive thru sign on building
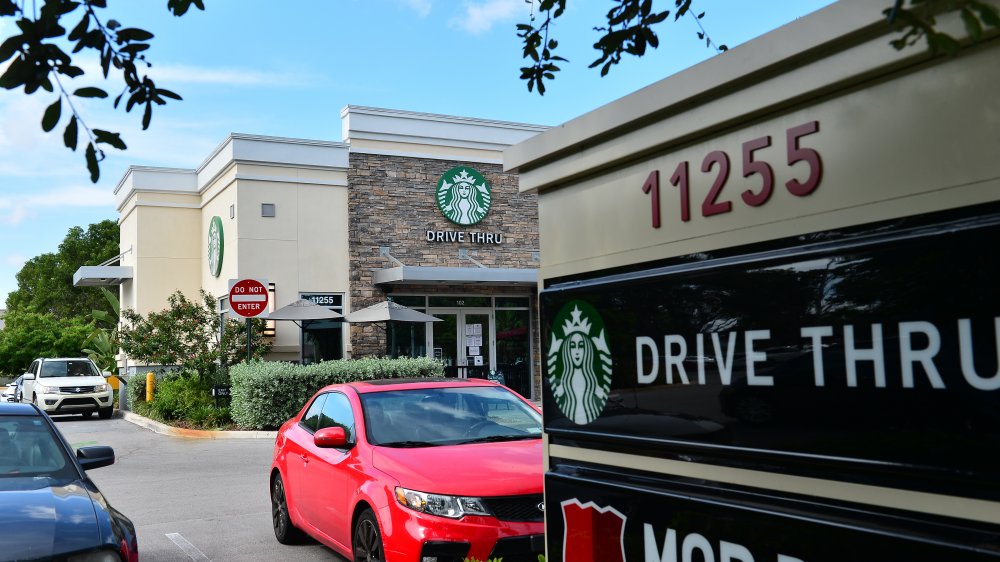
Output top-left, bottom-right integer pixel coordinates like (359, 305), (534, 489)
(228, 278), (269, 319)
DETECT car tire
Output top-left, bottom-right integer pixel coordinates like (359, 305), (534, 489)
(271, 473), (306, 545)
(81, 411), (93, 418)
(353, 508), (385, 562)
(99, 407), (113, 420)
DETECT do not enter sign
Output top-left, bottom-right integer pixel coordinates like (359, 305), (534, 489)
(229, 278), (269, 318)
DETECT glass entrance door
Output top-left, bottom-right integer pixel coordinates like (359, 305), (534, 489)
(427, 309), (492, 378)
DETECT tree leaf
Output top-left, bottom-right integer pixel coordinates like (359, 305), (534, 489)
(64, 116), (78, 150)
(74, 86), (108, 98)
(961, 8), (983, 41)
(85, 143), (100, 183)
(157, 88), (182, 101)
(42, 98), (62, 132)
(93, 129), (127, 150)
(142, 101), (152, 129)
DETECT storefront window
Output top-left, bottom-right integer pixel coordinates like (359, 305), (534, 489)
(300, 293), (344, 364)
(389, 295), (426, 308)
(387, 321), (427, 358)
(495, 296), (529, 308)
(429, 296), (490, 308)
(495, 309), (532, 398)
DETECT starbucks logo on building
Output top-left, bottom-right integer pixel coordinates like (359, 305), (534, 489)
(547, 300), (613, 425)
(436, 167), (491, 225)
(208, 216), (224, 278)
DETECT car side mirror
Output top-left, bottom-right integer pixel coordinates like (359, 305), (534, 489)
(22, 373), (34, 381)
(102, 371), (112, 378)
(77, 446), (115, 471)
(314, 427), (351, 449)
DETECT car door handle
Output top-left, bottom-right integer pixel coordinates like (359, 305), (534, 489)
(300, 454), (309, 464)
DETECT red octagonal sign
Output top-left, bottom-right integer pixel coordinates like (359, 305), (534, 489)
(229, 278), (269, 318)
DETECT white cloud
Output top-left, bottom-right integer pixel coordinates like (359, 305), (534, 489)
(399, 0), (432, 17)
(5, 254), (25, 268)
(450, 0), (529, 34)
(0, 186), (115, 226)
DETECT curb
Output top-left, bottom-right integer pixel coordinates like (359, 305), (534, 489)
(120, 411), (277, 440)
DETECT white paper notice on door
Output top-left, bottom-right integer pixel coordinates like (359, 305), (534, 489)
(473, 356), (484, 366)
(465, 324), (475, 336)
(467, 336), (483, 347)
(472, 324), (482, 336)
(468, 346), (480, 356)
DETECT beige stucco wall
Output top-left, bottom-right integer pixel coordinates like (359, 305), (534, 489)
(132, 204), (202, 315)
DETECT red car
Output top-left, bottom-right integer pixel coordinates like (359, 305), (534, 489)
(269, 378), (545, 562)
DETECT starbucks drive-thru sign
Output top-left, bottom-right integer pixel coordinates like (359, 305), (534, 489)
(436, 167), (491, 225)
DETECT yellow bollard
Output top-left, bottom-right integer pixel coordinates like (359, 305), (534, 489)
(145, 373), (155, 402)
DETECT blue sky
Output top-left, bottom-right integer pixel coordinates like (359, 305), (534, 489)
(0, 0), (835, 307)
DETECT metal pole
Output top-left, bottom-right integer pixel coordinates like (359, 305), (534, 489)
(246, 317), (253, 362)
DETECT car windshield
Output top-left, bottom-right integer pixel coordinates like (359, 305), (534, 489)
(0, 416), (76, 484)
(361, 385), (542, 447)
(39, 360), (100, 378)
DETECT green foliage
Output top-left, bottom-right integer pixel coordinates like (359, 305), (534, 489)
(5, 220), (119, 318)
(885, 0), (999, 55)
(0, 1), (199, 181)
(83, 287), (121, 376)
(129, 370), (231, 428)
(126, 371), (147, 408)
(229, 357), (444, 430)
(0, 312), (92, 375)
(119, 290), (271, 382)
(519, 0), (999, 95)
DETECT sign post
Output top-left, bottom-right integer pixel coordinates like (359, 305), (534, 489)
(228, 278), (269, 362)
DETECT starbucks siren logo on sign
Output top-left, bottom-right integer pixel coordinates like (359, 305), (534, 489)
(547, 300), (613, 425)
(436, 167), (491, 225)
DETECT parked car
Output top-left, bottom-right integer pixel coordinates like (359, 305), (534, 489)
(270, 378), (544, 562)
(1, 375), (22, 402)
(0, 401), (137, 561)
(19, 357), (114, 418)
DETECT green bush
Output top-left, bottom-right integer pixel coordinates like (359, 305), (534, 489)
(229, 357), (444, 430)
(126, 370), (233, 429)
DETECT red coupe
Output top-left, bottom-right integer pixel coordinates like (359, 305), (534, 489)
(269, 377), (545, 562)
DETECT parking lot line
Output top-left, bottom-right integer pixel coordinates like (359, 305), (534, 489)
(166, 532), (212, 562)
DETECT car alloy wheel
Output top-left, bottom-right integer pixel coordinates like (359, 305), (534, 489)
(353, 509), (384, 562)
(270, 473), (305, 544)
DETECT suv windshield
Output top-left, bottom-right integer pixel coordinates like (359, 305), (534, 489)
(39, 360), (100, 378)
(361, 386), (542, 447)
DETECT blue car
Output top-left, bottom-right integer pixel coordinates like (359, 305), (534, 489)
(0, 402), (137, 561)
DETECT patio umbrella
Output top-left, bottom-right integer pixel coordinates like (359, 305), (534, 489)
(345, 300), (441, 323)
(269, 299), (345, 328)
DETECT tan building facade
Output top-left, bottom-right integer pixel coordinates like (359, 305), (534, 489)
(94, 106), (546, 399)
(507, 0), (1000, 559)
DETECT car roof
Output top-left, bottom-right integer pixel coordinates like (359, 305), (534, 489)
(344, 377), (498, 394)
(0, 402), (39, 416)
(36, 357), (93, 362)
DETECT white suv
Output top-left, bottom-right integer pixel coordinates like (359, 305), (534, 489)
(20, 358), (114, 419)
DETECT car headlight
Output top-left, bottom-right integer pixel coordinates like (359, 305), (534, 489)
(95, 384), (109, 392)
(37, 385), (57, 394)
(395, 487), (490, 519)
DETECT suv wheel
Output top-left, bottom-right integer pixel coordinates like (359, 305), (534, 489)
(98, 407), (113, 420)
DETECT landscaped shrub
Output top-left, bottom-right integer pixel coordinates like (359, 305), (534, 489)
(126, 369), (233, 429)
(229, 357), (444, 430)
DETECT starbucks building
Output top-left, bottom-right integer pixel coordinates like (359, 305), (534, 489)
(77, 106), (547, 400)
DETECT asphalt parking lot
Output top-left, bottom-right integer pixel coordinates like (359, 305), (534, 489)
(53, 414), (348, 562)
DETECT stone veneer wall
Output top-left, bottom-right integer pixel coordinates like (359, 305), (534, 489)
(348, 153), (541, 396)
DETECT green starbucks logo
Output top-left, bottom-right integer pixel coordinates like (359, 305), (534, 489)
(547, 300), (613, 425)
(208, 216), (224, 278)
(436, 167), (491, 225)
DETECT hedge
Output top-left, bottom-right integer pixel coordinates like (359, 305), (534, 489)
(229, 357), (444, 430)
